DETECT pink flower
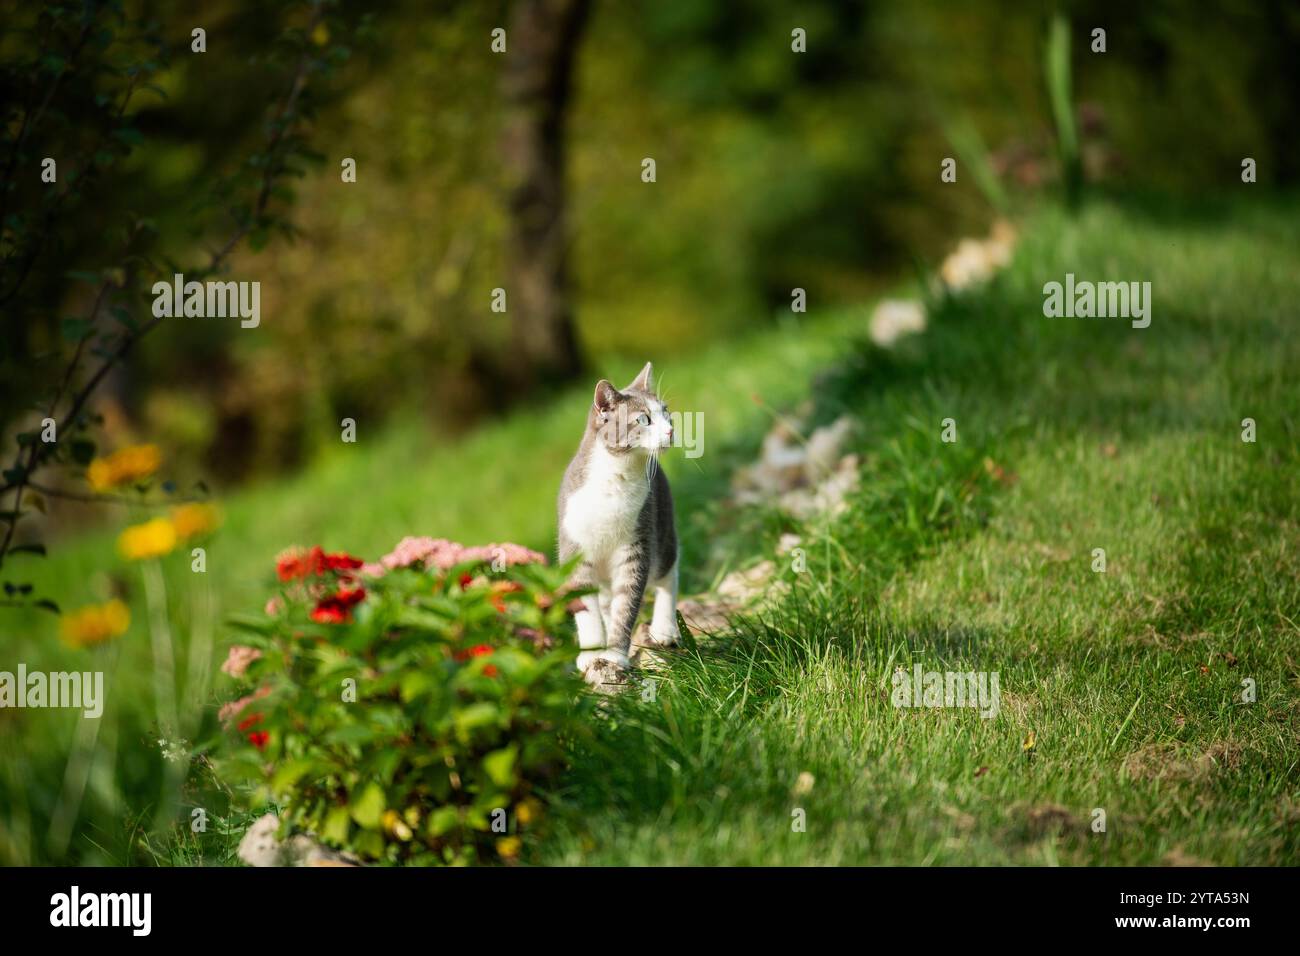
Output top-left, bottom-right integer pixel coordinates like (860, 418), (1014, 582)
(221, 645), (263, 679)
(218, 685), (271, 725)
(361, 536), (547, 579)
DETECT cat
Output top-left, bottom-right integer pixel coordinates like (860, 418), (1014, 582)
(557, 361), (679, 686)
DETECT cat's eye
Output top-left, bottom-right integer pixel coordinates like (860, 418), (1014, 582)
(636, 414), (650, 426)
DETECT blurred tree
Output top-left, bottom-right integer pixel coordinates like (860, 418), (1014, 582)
(6, 0), (1296, 495)
(0, 0), (357, 608)
(500, 0), (590, 392)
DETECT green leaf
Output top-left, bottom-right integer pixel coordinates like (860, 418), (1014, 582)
(324, 723), (381, 746)
(354, 829), (385, 858)
(398, 670), (433, 703)
(394, 605), (453, 631)
(61, 317), (95, 342)
(323, 806), (351, 845)
(349, 781), (385, 829)
(7, 543), (45, 558)
(225, 613), (274, 636)
(483, 744), (518, 788)
(425, 805), (459, 838)
(453, 702), (499, 736)
(271, 758), (316, 793)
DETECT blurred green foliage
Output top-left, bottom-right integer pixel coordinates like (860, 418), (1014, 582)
(5, 0), (1299, 487)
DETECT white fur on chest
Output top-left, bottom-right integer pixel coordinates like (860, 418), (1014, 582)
(562, 446), (648, 571)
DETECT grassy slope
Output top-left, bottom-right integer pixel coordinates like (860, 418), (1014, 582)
(542, 195), (1300, 865)
(5, 195), (1298, 865)
(2, 283), (858, 863)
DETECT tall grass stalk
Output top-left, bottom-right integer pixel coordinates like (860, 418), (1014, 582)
(1044, 14), (1082, 210)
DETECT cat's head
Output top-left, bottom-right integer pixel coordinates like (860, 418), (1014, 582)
(591, 361), (674, 455)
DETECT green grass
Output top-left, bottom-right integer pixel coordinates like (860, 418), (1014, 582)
(1, 281), (859, 864)
(539, 194), (1300, 865)
(4, 193), (1298, 865)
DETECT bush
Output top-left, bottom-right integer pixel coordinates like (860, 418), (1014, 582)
(213, 539), (588, 865)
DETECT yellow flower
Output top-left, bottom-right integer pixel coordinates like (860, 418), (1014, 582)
(515, 797), (542, 826)
(170, 502), (220, 539)
(60, 599), (130, 648)
(495, 836), (522, 860)
(311, 22), (330, 46)
(117, 517), (177, 561)
(87, 444), (161, 492)
(382, 809), (413, 841)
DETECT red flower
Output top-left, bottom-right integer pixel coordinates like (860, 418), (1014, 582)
(311, 585), (367, 624)
(324, 552), (364, 572)
(489, 580), (521, 613)
(458, 573), (474, 589)
(484, 664), (499, 678)
(310, 604), (347, 624)
(454, 644), (494, 662)
(237, 712), (264, 732)
(277, 546), (364, 582)
(247, 730), (270, 751)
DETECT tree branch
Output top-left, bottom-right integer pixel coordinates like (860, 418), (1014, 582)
(0, 1), (326, 572)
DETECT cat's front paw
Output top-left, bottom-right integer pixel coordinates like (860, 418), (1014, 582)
(645, 627), (680, 648)
(578, 650), (630, 694)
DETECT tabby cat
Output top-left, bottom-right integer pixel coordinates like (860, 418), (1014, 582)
(557, 362), (679, 685)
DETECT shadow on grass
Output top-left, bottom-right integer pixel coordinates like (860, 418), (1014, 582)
(551, 195), (1300, 857)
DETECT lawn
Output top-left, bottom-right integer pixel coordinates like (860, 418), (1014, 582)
(4, 193), (1298, 865)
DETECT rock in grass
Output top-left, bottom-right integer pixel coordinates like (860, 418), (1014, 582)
(869, 299), (926, 347)
(237, 813), (360, 867)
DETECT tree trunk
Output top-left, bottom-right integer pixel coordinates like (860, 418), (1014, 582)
(500, 0), (590, 392)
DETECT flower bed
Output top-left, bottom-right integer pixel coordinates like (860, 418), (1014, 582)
(214, 537), (587, 865)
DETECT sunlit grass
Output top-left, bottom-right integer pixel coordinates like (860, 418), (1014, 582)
(4, 194), (1297, 865)
(540, 194), (1300, 865)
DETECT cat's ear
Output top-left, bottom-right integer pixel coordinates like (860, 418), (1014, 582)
(593, 379), (619, 412)
(628, 361), (653, 392)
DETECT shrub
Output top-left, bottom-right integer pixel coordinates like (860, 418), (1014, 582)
(213, 538), (588, 865)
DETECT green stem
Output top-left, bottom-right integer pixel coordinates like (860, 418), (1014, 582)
(142, 558), (178, 735)
(46, 641), (122, 859)
(183, 568), (214, 740)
